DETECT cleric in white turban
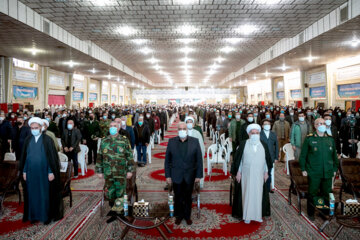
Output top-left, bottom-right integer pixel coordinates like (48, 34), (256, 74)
(230, 122), (272, 224)
(20, 117), (63, 224)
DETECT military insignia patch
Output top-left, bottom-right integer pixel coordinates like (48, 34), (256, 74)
(103, 148), (108, 153)
(118, 147), (124, 153)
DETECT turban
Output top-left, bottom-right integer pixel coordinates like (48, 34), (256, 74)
(42, 119), (49, 127)
(28, 117), (43, 127)
(185, 116), (194, 123)
(246, 123), (261, 134)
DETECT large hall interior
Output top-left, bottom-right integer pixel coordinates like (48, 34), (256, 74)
(1, 0), (360, 239)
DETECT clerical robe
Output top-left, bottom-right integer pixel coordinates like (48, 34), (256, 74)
(20, 134), (63, 223)
(230, 140), (272, 219)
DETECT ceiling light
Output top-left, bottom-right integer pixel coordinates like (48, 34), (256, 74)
(305, 54), (317, 63)
(236, 25), (258, 35)
(91, 0), (115, 6)
(220, 46), (234, 53)
(132, 39), (148, 45)
(264, 70), (269, 77)
(117, 76), (120, 81)
(351, 38), (360, 47)
(224, 38), (243, 44)
(183, 70), (192, 75)
(258, 0), (280, 4)
(253, 75), (257, 80)
(116, 26), (137, 36)
(30, 48), (39, 55)
(215, 56), (225, 63)
(91, 68), (96, 74)
(179, 47), (194, 54)
(207, 69), (217, 75)
(177, 24), (197, 36)
(148, 57), (159, 64)
(178, 38), (196, 44)
(180, 65), (192, 69)
(210, 63), (220, 70)
(65, 60), (76, 68)
(132, 82), (134, 86)
(107, 73), (112, 79)
(179, 57), (193, 63)
(139, 47), (153, 55)
(122, 80), (125, 85)
(174, 0), (198, 4)
(281, 63), (289, 71)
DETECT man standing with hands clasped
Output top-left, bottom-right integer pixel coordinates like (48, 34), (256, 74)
(164, 122), (203, 226)
(299, 118), (338, 220)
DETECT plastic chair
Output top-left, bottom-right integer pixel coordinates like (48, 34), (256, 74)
(58, 152), (68, 162)
(220, 133), (226, 147)
(78, 144), (88, 176)
(213, 131), (219, 144)
(97, 138), (102, 153)
(209, 125), (213, 140)
(150, 134), (155, 149)
(225, 137), (233, 153)
(133, 148), (138, 162)
(57, 138), (62, 150)
(283, 143), (295, 175)
(207, 144), (227, 178)
(156, 129), (161, 144)
(147, 143), (152, 164)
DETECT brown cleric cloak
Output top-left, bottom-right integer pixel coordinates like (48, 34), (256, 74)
(230, 140), (272, 219)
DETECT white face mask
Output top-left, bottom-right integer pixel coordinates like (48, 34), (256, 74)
(121, 121), (126, 126)
(179, 130), (187, 139)
(249, 134), (260, 144)
(263, 125), (271, 131)
(186, 123), (193, 130)
(325, 119), (332, 126)
(235, 115), (240, 120)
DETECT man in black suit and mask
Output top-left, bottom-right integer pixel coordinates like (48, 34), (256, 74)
(164, 121), (203, 226)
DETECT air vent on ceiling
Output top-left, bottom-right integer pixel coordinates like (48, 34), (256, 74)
(43, 20), (50, 35)
(299, 32), (304, 45)
(340, 4), (349, 23)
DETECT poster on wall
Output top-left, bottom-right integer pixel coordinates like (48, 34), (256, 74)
(337, 83), (360, 98)
(276, 91), (285, 99)
(309, 72), (326, 85)
(111, 95), (116, 102)
(275, 80), (284, 90)
(290, 89), (302, 99)
(49, 74), (65, 86)
(73, 80), (84, 89)
(310, 86), (326, 98)
(266, 92), (272, 100)
(72, 91), (84, 101)
(337, 64), (360, 82)
(13, 69), (37, 83)
(89, 83), (97, 91)
(168, 99), (180, 105)
(89, 93), (97, 101)
(102, 94), (108, 101)
(13, 85), (38, 99)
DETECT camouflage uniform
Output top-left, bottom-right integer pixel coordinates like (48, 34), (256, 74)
(95, 134), (134, 202)
(99, 119), (111, 138)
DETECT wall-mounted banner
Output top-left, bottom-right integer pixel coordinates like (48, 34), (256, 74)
(276, 91), (285, 99)
(275, 80), (284, 90)
(310, 86), (326, 98)
(13, 69), (37, 83)
(89, 93), (97, 101)
(309, 72), (326, 85)
(337, 83), (360, 98)
(290, 89), (302, 99)
(49, 74), (65, 86)
(13, 85), (38, 99)
(89, 83), (97, 91)
(337, 64), (360, 82)
(111, 95), (116, 102)
(73, 91), (84, 101)
(73, 80), (84, 89)
(266, 92), (272, 100)
(102, 94), (108, 102)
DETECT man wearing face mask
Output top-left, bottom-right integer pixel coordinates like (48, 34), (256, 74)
(290, 112), (311, 160)
(20, 117), (63, 224)
(145, 111), (155, 136)
(323, 114), (341, 156)
(133, 116), (150, 167)
(230, 124), (272, 223)
(185, 116), (205, 188)
(96, 121), (134, 223)
(238, 113), (255, 142)
(165, 122), (203, 225)
(0, 111), (13, 157)
(99, 113), (111, 138)
(115, 117), (135, 150)
(58, 111), (68, 135)
(83, 113), (101, 165)
(299, 118), (338, 221)
(340, 111), (360, 158)
(229, 111), (245, 152)
(152, 112), (161, 144)
(13, 115), (31, 160)
(272, 113), (290, 162)
(260, 119), (279, 193)
(285, 110), (298, 127)
(61, 119), (82, 178)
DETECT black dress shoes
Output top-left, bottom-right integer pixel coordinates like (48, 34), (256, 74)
(185, 219), (193, 225)
(175, 218), (182, 225)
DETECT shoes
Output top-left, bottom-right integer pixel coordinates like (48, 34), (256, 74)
(244, 220), (251, 224)
(106, 216), (117, 224)
(175, 218), (182, 225)
(185, 219), (193, 225)
(137, 163), (146, 167)
(73, 175), (78, 179)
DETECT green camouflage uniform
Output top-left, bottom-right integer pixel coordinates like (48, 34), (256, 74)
(96, 134), (134, 202)
(99, 119), (111, 138)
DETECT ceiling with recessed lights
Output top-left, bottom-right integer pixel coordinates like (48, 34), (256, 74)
(17, 0), (348, 87)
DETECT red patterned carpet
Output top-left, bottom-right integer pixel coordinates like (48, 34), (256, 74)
(1, 117), (359, 239)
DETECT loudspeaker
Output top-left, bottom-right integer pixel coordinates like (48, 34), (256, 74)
(304, 83), (308, 88)
(73, 86), (75, 91)
(66, 86), (70, 91)
(185, 87), (188, 91)
(304, 97), (308, 103)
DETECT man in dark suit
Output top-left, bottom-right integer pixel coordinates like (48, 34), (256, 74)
(165, 122), (203, 226)
(61, 119), (82, 178)
(83, 113), (101, 164)
(260, 119), (279, 193)
(285, 110), (298, 127)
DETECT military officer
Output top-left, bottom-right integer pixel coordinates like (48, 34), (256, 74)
(299, 118), (338, 220)
(99, 113), (111, 138)
(96, 121), (134, 222)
